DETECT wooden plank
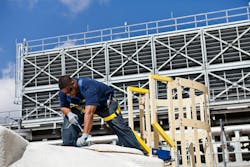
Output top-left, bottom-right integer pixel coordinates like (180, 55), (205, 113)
(200, 95), (205, 122)
(177, 85), (188, 167)
(145, 93), (152, 147)
(195, 95), (204, 103)
(127, 88), (134, 129)
(156, 96), (203, 107)
(139, 96), (145, 140)
(203, 92), (215, 166)
(205, 139), (210, 167)
(174, 129), (208, 141)
(190, 88), (201, 167)
(156, 99), (168, 107)
(186, 103), (193, 144)
(167, 81), (176, 167)
(189, 143), (196, 167)
(156, 98), (194, 107)
(178, 118), (210, 130)
(204, 94), (210, 125)
(149, 75), (159, 148)
(206, 130), (215, 167)
(176, 77), (208, 93)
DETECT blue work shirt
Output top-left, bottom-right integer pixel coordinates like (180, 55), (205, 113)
(59, 78), (113, 116)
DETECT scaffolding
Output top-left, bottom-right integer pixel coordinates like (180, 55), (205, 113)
(13, 6), (250, 133)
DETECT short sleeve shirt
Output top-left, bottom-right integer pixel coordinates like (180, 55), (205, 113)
(59, 78), (113, 112)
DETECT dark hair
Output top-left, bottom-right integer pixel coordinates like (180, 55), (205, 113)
(58, 75), (72, 90)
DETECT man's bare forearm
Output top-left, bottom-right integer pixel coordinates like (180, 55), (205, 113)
(83, 105), (96, 134)
(61, 107), (71, 115)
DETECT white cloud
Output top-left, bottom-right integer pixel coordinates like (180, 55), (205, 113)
(8, 0), (38, 9)
(55, 40), (77, 48)
(0, 63), (21, 113)
(0, 78), (20, 110)
(59, 0), (91, 14)
(2, 63), (15, 79)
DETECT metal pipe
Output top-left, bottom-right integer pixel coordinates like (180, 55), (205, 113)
(211, 124), (250, 135)
(31, 135), (118, 145)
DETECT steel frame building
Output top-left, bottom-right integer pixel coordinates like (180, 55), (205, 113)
(15, 6), (250, 130)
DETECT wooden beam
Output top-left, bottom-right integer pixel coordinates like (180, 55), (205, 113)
(190, 88), (201, 166)
(176, 77), (208, 93)
(177, 118), (210, 131)
(167, 81), (176, 167)
(145, 93), (152, 147)
(127, 87), (134, 129)
(139, 96), (145, 140)
(177, 85), (188, 167)
(149, 75), (159, 148)
(189, 143), (196, 167)
(156, 96), (203, 107)
(174, 129), (208, 141)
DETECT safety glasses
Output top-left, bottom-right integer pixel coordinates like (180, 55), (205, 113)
(65, 85), (73, 95)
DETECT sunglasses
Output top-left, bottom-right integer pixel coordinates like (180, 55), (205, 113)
(65, 85), (73, 94)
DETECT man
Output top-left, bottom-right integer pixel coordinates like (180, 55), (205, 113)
(58, 75), (142, 151)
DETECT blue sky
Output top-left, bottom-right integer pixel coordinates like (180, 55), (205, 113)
(0, 0), (248, 111)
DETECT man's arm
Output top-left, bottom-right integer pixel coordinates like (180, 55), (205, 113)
(59, 91), (71, 115)
(61, 107), (71, 115)
(75, 105), (96, 147)
(83, 105), (96, 134)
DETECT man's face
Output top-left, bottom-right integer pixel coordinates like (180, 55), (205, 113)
(61, 81), (77, 98)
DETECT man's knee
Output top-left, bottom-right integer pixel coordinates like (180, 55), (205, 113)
(61, 117), (79, 146)
(61, 126), (79, 146)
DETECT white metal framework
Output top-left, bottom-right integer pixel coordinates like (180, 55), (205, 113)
(15, 6), (250, 128)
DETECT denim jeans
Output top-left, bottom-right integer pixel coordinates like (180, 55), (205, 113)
(107, 113), (142, 151)
(61, 108), (84, 146)
(61, 99), (142, 152)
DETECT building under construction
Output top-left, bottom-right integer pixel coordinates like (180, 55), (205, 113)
(1, 5), (250, 166)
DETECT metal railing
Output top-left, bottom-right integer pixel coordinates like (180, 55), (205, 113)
(22, 6), (250, 54)
(0, 110), (22, 127)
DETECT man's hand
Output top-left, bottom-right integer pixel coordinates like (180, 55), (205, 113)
(76, 133), (89, 147)
(67, 112), (79, 126)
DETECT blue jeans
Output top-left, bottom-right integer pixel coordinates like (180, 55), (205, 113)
(107, 113), (142, 151)
(61, 100), (142, 152)
(61, 108), (84, 146)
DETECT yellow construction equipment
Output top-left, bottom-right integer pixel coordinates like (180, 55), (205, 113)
(152, 122), (175, 148)
(132, 130), (151, 154)
(149, 74), (173, 82)
(127, 86), (149, 94)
